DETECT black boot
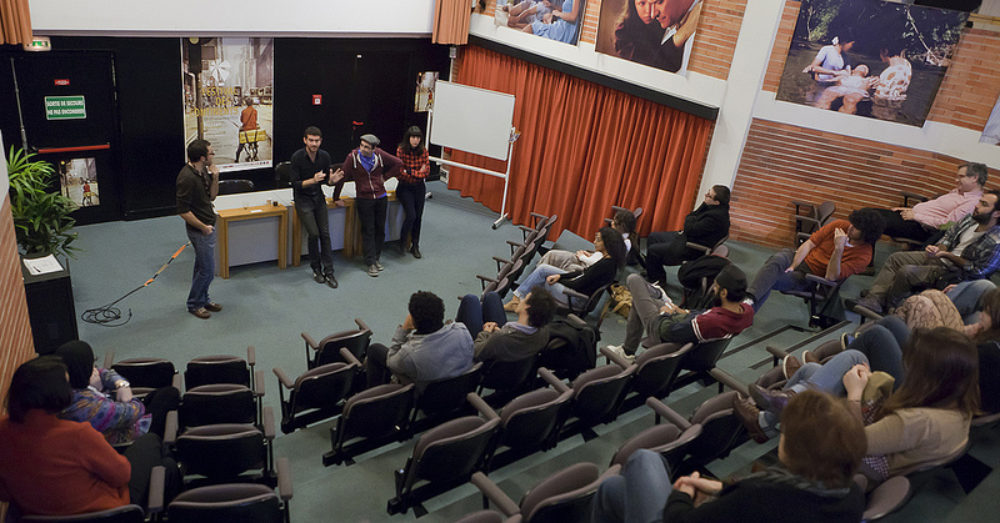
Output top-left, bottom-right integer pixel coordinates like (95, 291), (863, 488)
(410, 245), (422, 259)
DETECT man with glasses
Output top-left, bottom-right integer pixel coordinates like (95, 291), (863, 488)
(644, 185), (730, 288)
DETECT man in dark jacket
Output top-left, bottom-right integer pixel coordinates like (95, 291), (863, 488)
(644, 185), (731, 287)
(333, 133), (403, 277)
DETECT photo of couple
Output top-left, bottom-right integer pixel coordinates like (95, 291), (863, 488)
(776, 0), (968, 127)
(494, 0), (589, 46)
(595, 0), (703, 74)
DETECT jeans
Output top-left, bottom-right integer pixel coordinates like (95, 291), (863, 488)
(848, 316), (908, 384)
(513, 264), (577, 307)
(356, 197), (387, 265)
(456, 291), (507, 338)
(747, 249), (814, 312)
(946, 279), (997, 321)
(591, 449), (672, 523)
(624, 273), (667, 353)
(761, 349), (871, 431)
(186, 226), (216, 311)
(396, 181), (426, 247)
(296, 194), (334, 275)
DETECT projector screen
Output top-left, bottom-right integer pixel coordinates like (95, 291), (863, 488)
(429, 81), (515, 161)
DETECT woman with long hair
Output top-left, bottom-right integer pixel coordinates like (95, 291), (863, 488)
(612, 0), (662, 62)
(505, 226), (626, 311)
(396, 126), (430, 258)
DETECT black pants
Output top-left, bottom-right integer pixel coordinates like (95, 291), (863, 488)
(396, 180), (426, 247)
(296, 194), (335, 275)
(125, 433), (180, 509)
(141, 386), (180, 439)
(868, 207), (934, 243)
(356, 196), (388, 266)
(364, 343), (392, 388)
(645, 231), (699, 285)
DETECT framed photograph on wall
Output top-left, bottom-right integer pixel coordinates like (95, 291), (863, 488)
(494, 0), (589, 46)
(982, 95), (1000, 146)
(58, 157), (99, 208)
(776, 0), (968, 127)
(595, 0), (703, 75)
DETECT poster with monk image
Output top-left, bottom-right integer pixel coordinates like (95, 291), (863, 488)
(776, 0), (968, 127)
(494, 0), (590, 46)
(595, 0), (703, 75)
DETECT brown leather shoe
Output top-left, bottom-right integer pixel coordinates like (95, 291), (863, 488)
(782, 354), (802, 380)
(189, 307), (211, 319)
(802, 350), (820, 364)
(205, 302), (222, 312)
(733, 394), (770, 443)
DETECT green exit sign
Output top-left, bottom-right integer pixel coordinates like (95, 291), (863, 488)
(44, 95), (86, 120)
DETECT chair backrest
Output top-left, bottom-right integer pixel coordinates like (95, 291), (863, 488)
(20, 505), (145, 523)
(609, 423), (683, 468)
(181, 384), (257, 427)
(411, 415), (500, 484)
(289, 362), (355, 413)
(168, 483), (282, 523)
(314, 328), (372, 368)
(497, 388), (573, 450)
(415, 362), (483, 417)
(274, 161), (293, 188)
(630, 344), (688, 398)
(339, 383), (415, 441)
(680, 338), (732, 373)
(185, 355), (250, 389)
(176, 423), (266, 480)
(816, 201), (836, 226)
(566, 281), (613, 318)
(480, 354), (538, 393)
(217, 179), (256, 195)
(519, 462), (601, 522)
(684, 391), (744, 466)
(112, 358), (176, 390)
(570, 364), (634, 424)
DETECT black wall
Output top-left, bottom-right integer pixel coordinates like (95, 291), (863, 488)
(2, 37), (449, 220)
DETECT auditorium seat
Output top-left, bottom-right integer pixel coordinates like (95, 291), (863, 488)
(272, 347), (359, 434)
(469, 462), (620, 523)
(301, 318), (372, 369)
(324, 382), (416, 466)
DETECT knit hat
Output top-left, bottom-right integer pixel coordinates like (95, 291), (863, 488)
(55, 340), (95, 389)
(714, 264), (747, 294)
(360, 133), (380, 147)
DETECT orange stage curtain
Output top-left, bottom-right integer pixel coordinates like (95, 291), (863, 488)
(447, 46), (714, 239)
(0, 0), (32, 45)
(432, 0), (472, 45)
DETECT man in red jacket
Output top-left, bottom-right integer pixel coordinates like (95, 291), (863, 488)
(333, 133), (402, 277)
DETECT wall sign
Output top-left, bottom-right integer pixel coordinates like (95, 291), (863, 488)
(44, 95), (87, 120)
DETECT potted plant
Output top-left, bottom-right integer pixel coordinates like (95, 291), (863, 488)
(6, 146), (78, 259)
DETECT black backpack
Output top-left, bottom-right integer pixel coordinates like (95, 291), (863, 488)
(677, 254), (730, 308)
(538, 317), (597, 381)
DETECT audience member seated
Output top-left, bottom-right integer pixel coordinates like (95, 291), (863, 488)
(748, 209), (885, 313)
(537, 210), (636, 271)
(457, 289), (556, 362)
(865, 162), (987, 244)
(606, 264), (754, 361)
(504, 226), (627, 312)
(738, 327), (978, 484)
(56, 340), (180, 444)
(645, 185), (731, 288)
(852, 190), (1000, 314)
(591, 390), (866, 523)
(365, 291), (474, 388)
(0, 356), (172, 516)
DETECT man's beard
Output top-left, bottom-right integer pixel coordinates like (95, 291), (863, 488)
(972, 211), (993, 224)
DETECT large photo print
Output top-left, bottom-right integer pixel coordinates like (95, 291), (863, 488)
(595, 0), (703, 74)
(776, 0), (967, 127)
(181, 37), (274, 172)
(494, 0), (589, 46)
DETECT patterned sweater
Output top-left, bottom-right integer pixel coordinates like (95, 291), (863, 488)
(59, 368), (149, 445)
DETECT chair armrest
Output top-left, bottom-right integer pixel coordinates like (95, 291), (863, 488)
(273, 367), (295, 390)
(171, 373), (182, 390)
(562, 287), (588, 301)
(565, 314), (588, 329)
(277, 457), (294, 501)
(147, 466), (166, 514)
(354, 317), (371, 333)
(530, 211), (547, 223)
(708, 368), (749, 396)
(164, 410), (179, 445)
(477, 274), (498, 291)
(600, 346), (633, 369)
(795, 215), (821, 231)
(470, 472), (521, 517)
(685, 242), (712, 256)
(765, 345), (789, 360)
(645, 397), (692, 429)
(901, 191), (929, 205)
(246, 345), (256, 368)
(339, 347), (362, 367)
(853, 304), (885, 322)
(599, 464), (622, 481)
(467, 392), (500, 421)
(262, 406), (276, 440)
(103, 350), (115, 369)
(301, 332), (320, 351)
(538, 367), (570, 393)
(804, 274), (838, 287)
(790, 200), (815, 212)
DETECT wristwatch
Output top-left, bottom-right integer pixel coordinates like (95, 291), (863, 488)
(115, 380), (130, 389)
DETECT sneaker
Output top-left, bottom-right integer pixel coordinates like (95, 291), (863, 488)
(604, 344), (635, 365)
(367, 265), (379, 277)
(733, 394), (769, 443)
(375, 260), (385, 271)
(313, 270), (326, 284)
(188, 307), (211, 319)
(204, 302), (223, 312)
(650, 282), (668, 301)
(782, 354), (802, 380)
(748, 384), (796, 416)
(325, 274), (339, 289)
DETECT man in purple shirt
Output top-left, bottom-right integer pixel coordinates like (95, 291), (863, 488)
(867, 162), (987, 244)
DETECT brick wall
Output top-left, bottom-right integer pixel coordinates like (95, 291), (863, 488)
(482, 0), (748, 80)
(0, 196), (36, 413)
(730, 119), (1000, 248)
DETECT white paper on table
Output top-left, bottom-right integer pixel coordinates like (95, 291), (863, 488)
(23, 254), (64, 275)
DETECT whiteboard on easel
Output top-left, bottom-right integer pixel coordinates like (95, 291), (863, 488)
(429, 81), (515, 161)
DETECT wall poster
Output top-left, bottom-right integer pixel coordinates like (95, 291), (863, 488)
(494, 0), (590, 46)
(181, 37), (274, 172)
(595, 0), (703, 74)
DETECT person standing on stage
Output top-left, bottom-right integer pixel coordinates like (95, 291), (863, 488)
(395, 126), (430, 259)
(334, 133), (403, 278)
(176, 139), (222, 319)
(290, 126), (343, 289)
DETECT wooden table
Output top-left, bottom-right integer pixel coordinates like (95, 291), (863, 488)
(216, 204), (288, 279)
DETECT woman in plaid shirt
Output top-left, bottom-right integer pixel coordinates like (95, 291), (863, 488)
(396, 126), (430, 258)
